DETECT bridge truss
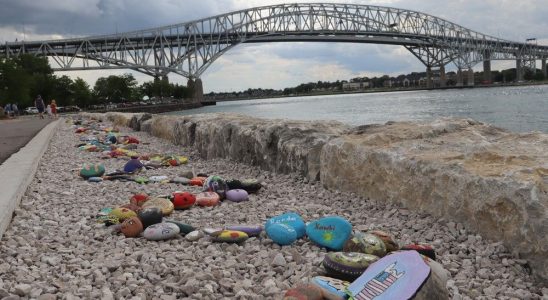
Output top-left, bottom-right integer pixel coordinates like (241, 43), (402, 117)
(1, 3), (547, 80)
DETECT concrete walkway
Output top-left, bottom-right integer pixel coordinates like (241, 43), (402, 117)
(0, 117), (53, 164)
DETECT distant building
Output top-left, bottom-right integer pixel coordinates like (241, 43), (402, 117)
(342, 82), (370, 90)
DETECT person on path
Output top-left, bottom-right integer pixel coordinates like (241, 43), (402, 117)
(50, 100), (58, 119)
(35, 95), (45, 119)
(46, 104), (52, 118)
(12, 103), (18, 118)
(4, 104), (12, 118)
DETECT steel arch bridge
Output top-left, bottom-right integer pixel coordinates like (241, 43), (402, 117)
(1, 3), (547, 84)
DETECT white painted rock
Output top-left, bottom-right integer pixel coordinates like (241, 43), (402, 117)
(186, 230), (204, 242)
(143, 223), (180, 241)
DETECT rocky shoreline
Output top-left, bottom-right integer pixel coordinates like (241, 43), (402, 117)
(0, 116), (545, 299)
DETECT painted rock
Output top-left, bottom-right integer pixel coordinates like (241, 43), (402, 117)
(123, 157), (144, 173)
(225, 225), (263, 237)
(195, 192), (220, 207)
(306, 216), (352, 251)
(369, 230), (399, 253)
(88, 177), (103, 183)
(179, 170), (194, 179)
(141, 198), (174, 216)
(171, 177), (191, 185)
(343, 232), (387, 257)
(265, 212), (306, 238)
(225, 189), (249, 203)
(137, 207), (163, 228)
(96, 208), (113, 217)
(401, 244), (436, 260)
(266, 223), (298, 246)
(190, 177), (206, 186)
(211, 230), (249, 243)
(149, 176), (169, 183)
(323, 252), (380, 281)
(196, 173), (209, 178)
(109, 207), (137, 221)
(130, 193), (149, 206)
(165, 220), (195, 235)
(203, 227), (223, 236)
(120, 217), (144, 238)
(143, 222), (180, 241)
(241, 179), (262, 193)
(79, 163), (106, 179)
(283, 284), (323, 300)
(134, 177), (149, 184)
(186, 230), (204, 241)
(172, 192), (196, 210)
(119, 203), (142, 213)
(310, 276), (350, 300)
(346, 251), (431, 300)
(97, 215), (119, 226)
(203, 175), (229, 199)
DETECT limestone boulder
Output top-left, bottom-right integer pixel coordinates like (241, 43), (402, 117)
(128, 113), (152, 131)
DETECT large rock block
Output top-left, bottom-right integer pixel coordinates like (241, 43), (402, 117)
(128, 113), (152, 131)
(320, 119), (548, 282)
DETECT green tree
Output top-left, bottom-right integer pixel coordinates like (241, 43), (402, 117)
(93, 74), (138, 104)
(72, 78), (93, 108)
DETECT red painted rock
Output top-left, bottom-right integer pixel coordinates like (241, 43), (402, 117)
(130, 193), (149, 206)
(172, 191), (196, 210)
(195, 192), (220, 207)
(283, 284), (323, 300)
(121, 217), (144, 238)
(190, 176), (207, 186)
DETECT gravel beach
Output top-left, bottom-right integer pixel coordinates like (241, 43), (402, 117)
(0, 117), (545, 300)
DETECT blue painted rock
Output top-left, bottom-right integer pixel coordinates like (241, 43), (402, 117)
(311, 276), (350, 300)
(266, 223), (297, 246)
(265, 212), (306, 238)
(120, 217), (144, 238)
(88, 177), (103, 183)
(400, 244), (436, 260)
(369, 230), (399, 253)
(141, 198), (174, 216)
(225, 225), (263, 237)
(323, 252), (380, 281)
(79, 163), (105, 179)
(346, 251), (431, 300)
(96, 208), (113, 217)
(343, 232), (387, 257)
(172, 192), (196, 210)
(306, 216), (352, 251)
(203, 175), (229, 199)
(123, 157), (144, 173)
(143, 222), (180, 241)
(109, 207), (137, 221)
(283, 284), (323, 300)
(211, 230), (249, 243)
(165, 220), (195, 235)
(225, 189), (249, 202)
(137, 207), (163, 228)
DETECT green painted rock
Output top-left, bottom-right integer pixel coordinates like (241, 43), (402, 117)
(343, 232), (387, 257)
(165, 220), (195, 235)
(79, 163), (105, 179)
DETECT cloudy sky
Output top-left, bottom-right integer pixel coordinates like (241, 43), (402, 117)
(0, 0), (547, 92)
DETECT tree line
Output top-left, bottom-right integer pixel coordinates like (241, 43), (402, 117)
(0, 55), (193, 109)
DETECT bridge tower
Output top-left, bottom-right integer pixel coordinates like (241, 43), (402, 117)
(516, 59), (524, 81)
(483, 51), (492, 84)
(543, 58), (547, 78)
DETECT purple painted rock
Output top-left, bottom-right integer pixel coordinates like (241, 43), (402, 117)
(323, 252), (380, 281)
(225, 189), (249, 202)
(347, 251), (431, 300)
(123, 157), (144, 173)
(225, 225), (263, 237)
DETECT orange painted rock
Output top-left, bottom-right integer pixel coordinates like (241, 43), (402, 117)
(195, 192), (220, 207)
(190, 177), (207, 186)
(172, 192), (196, 209)
(121, 217), (144, 238)
(283, 284), (323, 300)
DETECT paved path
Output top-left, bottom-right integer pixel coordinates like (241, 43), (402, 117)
(0, 117), (53, 164)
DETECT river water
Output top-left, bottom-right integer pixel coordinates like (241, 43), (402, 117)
(168, 85), (548, 133)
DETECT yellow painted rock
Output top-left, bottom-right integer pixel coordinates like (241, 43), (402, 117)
(141, 198), (174, 216)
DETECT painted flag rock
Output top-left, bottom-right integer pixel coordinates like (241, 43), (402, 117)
(306, 216), (352, 251)
(109, 207), (137, 221)
(369, 230), (399, 253)
(211, 230), (249, 243)
(203, 175), (229, 199)
(323, 252), (380, 281)
(343, 232), (387, 258)
(123, 157), (144, 173)
(172, 191), (196, 209)
(225, 189), (249, 203)
(266, 223), (298, 246)
(165, 220), (196, 235)
(347, 251), (431, 300)
(143, 222), (180, 241)
(195, 192), (220, 207)
(120, 217), (144, 238)
(225, 225), (263, 237)
(283, 284), (323, 300)
(400, 244), (436, 260)
(79, 163), (105, 179)
(141, 198), (174, 216)
(310, 276), (350, 300)
(137, 207), (163, 228)
(265, 212), (306, 238)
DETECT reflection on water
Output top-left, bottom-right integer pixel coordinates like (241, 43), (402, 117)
(167, 85), (548, 133)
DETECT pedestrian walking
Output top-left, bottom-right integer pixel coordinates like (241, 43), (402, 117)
(4, 103), (12, 118)
(51, 100), (58, 119)
(46, 104), (52, 118)
(12, 103), (18, 118)
(35, 95), (45, 119)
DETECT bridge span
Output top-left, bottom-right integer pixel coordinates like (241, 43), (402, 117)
(1, 3), (547, 98)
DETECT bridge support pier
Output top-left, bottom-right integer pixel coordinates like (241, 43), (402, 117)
(188, 78), (204, 103)
(426, 66), (433, 89)
(439, 65), (446, 88)
(467, 68), (475, 86)
(542, 59), (547, 78)
(516, 59), (524, 82)
(483, 59), (492, 84)
(456, 69), (464, 87)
